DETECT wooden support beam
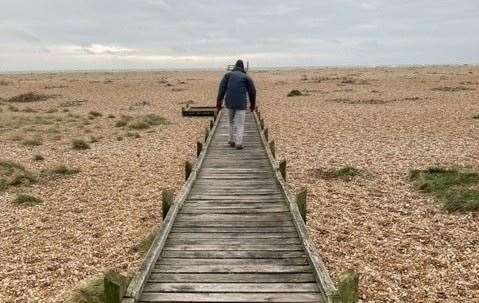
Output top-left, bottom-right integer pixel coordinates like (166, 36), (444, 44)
(269, 140), (275, 158)
(197, 141), (203, 157)
(260, 118), (265, 130)
(209, 119), (214, 130)
(104, 271), (122, 303)
(185, 161), (192, 181)
(333, 271), (359, 303)
(296, 188), (307, 223)
(162, 189), (174, 220)
(263, 128), (269, 141)
(279, 159), (287, 180)
(213, 110), (218, 121)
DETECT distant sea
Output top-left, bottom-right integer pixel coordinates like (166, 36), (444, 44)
(0, 63), (477, 75)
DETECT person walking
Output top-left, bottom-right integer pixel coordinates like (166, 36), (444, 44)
(216, 59), (256, 150)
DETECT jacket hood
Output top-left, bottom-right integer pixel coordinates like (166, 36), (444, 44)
(233, 60), (246, 73)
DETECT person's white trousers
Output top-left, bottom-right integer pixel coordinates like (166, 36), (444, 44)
(227, 108), (246, 146)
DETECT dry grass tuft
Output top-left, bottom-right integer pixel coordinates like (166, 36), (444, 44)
(0, 160), (37, 191)
(0, 80), (13, 86)
(44, 165), (80, 177)
(409, 167), (479, 212)
(88, 111), (102, 118)
(71, 139), (91, 150)
(13, 193), (43, 206)
(22, 137), (43, 146)
(431, 86), (475, 92)
(310, 166), (363, 182)
(7, 92), (55, 103)
(66, 272), (130, 303)
(32, 154), (45, 161)
(287, 89), (303, 97)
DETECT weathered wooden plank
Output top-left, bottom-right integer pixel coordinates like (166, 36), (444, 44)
(161, 250), (306, 259)
(148, 273), (315, 283)
(189, 191), (283, 196)
(140, 292), (322, 302)
(192, 183), (278, 187)
(143, 282), (318, 293)
(152, 264), (313, 274)
(196, 175), (273, 180)
(174, 221), (294, 228)
(201, 168), (269, 172)
(190, 187), (281, 192)
(170, 226), (297, 233)
(163, 244), (304, 251)
(180, 208), (288, 214)
(166, 238), (301, 245)
(157, 258), (308, 266)
(187, 195), (284, 200)
(182, 202), (285, 208)
(177, 213), (292, 222)
(168, 232), (298, 239)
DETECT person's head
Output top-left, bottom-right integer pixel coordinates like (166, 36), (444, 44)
(235, 59), (245, 71)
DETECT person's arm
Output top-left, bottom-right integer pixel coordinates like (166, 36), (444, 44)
(246, 76), (256, 111)
(216, 73), (229, 110)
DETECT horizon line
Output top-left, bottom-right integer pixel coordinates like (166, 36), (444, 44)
(1, 63), (478, 75)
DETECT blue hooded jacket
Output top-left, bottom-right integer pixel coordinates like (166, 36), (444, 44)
(216, 61), (256, 110)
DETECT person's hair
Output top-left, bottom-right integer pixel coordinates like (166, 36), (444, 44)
(235, 59), (244, 70)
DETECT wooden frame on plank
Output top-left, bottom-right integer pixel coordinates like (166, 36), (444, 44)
(252, 111), (338, 303)
(122, 111), (223, 302)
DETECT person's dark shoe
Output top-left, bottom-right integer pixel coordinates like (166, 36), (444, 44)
(236, 145), (244, 150)
(228, 141), (235, 148)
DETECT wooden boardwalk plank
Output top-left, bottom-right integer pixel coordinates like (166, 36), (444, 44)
(170, 227), (297, 233)
(151, 264), (313, 273)
(160, 251), (307, 259)
(143, 282), (318, 293)
(165, 238), (301, 245)
(148, 273), (316, 283)
(140, 292), (321, 302)
(168, 232), (298, 239)
(157, 258), (309, 266)
(163, 244), (304, 251)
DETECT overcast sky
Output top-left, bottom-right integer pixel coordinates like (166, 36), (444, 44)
(1, 0), (478, 71)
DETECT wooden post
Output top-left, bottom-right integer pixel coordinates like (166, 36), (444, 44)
(185, 161), (192, 181)
(162, 189), (174, 219)
(269, 140), (275, 158)
(260, 118), (265, 130)
(197, 141), (203, 157)
(263, 128), (269, 141)
(296, 188), (307, 223)
(279, 160), (286, 180)
(104, 271), (122, 303)
(209, 119), (214, 130)
(204, 127), (209, 142)
(213, 110), (218, 121)
(257, 110), (261, 119)
(333, 271), (360, 303)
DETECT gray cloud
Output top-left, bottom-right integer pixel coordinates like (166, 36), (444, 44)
(0, 0), (478, 71)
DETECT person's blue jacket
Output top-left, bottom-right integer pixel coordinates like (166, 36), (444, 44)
(216, 66), (256, 111)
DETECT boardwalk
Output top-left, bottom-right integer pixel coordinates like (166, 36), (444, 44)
(122, 111), (336, 303)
